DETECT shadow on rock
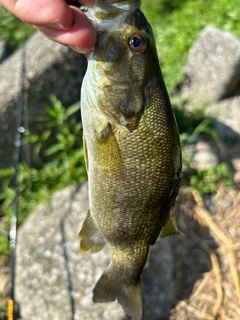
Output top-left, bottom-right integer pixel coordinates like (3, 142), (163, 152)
(142, 188), (218, 320)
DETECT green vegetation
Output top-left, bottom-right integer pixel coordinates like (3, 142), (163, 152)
(190, 162), (233, 194)
(142, 0), (240, 91)
(175, 106), (234, 194)
(177, 112), (234, 194)
(0, 304), (7, 320)
(0, 6), (35, 48)
(0, 97), (87, 261)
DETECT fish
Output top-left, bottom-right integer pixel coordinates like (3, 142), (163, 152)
(79, 1), (182, 319)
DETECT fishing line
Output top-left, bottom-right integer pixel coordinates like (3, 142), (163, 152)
(8, 23), (27, 320)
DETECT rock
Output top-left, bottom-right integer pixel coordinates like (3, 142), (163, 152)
(0, 41), (13, 63)
(190, 141), (219, 171)
(205, 96), (240, 140)
(0, 32), (87, 169)
(191, 148), (218, 171)
(15, 182), (214, 320)
(182, 26), (240, 102)
(184, 140), (219, 171)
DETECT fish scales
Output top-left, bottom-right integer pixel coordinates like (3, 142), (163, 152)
(79, 1), (182, 319)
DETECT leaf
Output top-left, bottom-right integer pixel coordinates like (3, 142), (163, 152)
(65, 102), (80, 118)
(41, 129), (52, 142)
(0, 168), (14, 178)
(44, 144), (64, 156)
(46, 106), (58, 118)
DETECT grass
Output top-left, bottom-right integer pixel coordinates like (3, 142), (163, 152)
(0, 97), (87, 261)
(142, 0), (240, 92)
(0, 7), (35, 48)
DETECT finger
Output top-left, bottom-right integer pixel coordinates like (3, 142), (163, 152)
(35, 6), (97, 53)
(0, 0), (73, 29)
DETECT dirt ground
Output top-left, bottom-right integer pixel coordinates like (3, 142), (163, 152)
(169, 184), (240, 320)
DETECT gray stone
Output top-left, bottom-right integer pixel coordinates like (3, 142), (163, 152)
(206, 96), (240, 140)
(0, 32), (87, 169)
(187, 141), (219, 171)
(182, 26), (240, 102)
(192, 148), (218, 171)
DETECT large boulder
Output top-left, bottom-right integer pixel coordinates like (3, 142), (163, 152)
(0, 32), (87, 169)
(182, 26), (240, 102)
(178, 26), (240, 144)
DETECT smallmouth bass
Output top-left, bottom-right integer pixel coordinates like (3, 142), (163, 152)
(79, 1), (182, 319)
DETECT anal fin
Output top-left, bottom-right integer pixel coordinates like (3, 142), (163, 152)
(158, 206), (181, 239)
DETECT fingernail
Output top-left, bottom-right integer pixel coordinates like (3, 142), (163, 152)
(70, 46), (93, 55)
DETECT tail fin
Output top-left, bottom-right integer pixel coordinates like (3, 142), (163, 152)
(93, 268), (143, 320)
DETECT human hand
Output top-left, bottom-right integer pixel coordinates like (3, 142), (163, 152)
(0, 0), (96, 54)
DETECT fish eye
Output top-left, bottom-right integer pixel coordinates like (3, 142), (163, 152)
(129, 33), (146, 54)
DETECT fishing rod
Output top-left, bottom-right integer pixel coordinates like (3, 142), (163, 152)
(8, 24), (27, 320)
(7, 3), (84, 319)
